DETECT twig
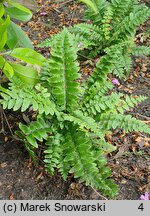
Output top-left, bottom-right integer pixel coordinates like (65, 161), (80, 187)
(135, 113), (150, 121)
(2, 108), (14, 136)
(90, 186), (108, 200)
(143, 120), (150, 123)
(12, 135), (23, 142)
(0, 105), (5, 133)
(59, 0), (74, 7)
(78, 53), (93, 61)
(51, 8), (61, 13)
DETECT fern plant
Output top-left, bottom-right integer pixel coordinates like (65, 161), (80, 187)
(71, 0), (150, 78)
(0, 28), (150, 198)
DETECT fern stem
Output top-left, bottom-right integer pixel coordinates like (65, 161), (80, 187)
(91, 186), (108, 200)
(78, 53), (93, 60)
(62, 39), (67, 112)
(59, 0), (74, 6)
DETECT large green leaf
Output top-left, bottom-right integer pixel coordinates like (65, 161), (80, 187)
(3, 62), (14, 78)
(0, 56), (5, 68)
(14, 0), (38, 12)
(0, 4), (4, 18)
(6, 7), (32, 22)
(8, 0), (32, 15)
(0, 56), (14, 78)
(0, 16), (10, 50)
(10, 63), (39, 85)
(9, 48), (46, 66)
(7, 21), (33, 49)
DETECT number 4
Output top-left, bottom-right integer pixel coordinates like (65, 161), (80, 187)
(138, 203), (144, 211)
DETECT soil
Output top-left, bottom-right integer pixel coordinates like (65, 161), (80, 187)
(0, 0), (150, 200)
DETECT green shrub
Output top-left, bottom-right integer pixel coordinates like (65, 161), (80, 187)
(0, 0), (46, 82)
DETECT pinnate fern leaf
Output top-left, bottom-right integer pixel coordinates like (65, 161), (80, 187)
(92, 44), (123, 81)
(116, 95), (148, 114)
(84, 0), (107, 24)
(61, 126), (118, 197)
(0, 81), (56, 115)
(111, 4), (150, 41)
(71, 23), (102, 46)
(63, 110), (104, 137)
(111, 0), (136, 19)
(100, 113), (150, 133)
(132, 46), (150, 56)
(41, 28), (81, 112)
(102, 5), (113, 40)
(44, 133), (63, 175)
(19, 118), (51, 148)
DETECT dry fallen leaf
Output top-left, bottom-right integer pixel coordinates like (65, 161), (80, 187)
(27, 157), (33, 169)
(130, 145), (137, 152)
(0, 162), (7, 168)
(4, 136), (8, 142)
(142, 64), (148, 72)
(105, 132), (112, 143)
(9, 193), (15, 200)
(135, 136), (150, 147)
(121, 179), (127, 184)
(36, 172), (43, 181)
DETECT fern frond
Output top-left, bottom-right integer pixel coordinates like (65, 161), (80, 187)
(87, 88), (147, 115)
(92, 44), (123, 81)
(91, 137), (117, 155)
(111, 4), (150, 42)
(19, 118), (51, 148)
(24, 142), (38, 163)
(71, 23), (103, 47)
(44, 133), (64, 175)
(78, 0), (150, 63)
(132, 46), (150, 56)
(18, 118), (52, 163)
(61, 126), (118, 197)
(82, 80), (113, 116)
(112, 52), (132, 78)
(70, 23), (105, 57)
(84, 0), (107, 24)
(0, 81), (56, 115)
(40, 29), (81, 113)
(99, 113), (150, 133)
(116, 95), (148, 114)
(102, 5), (113, 40)
(111, 0), (136, 19)
(84, 93), (122, 116)
(40, 31), (91, 51)
(84, 84), (148, 117)
(63, 110), (104, 137)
